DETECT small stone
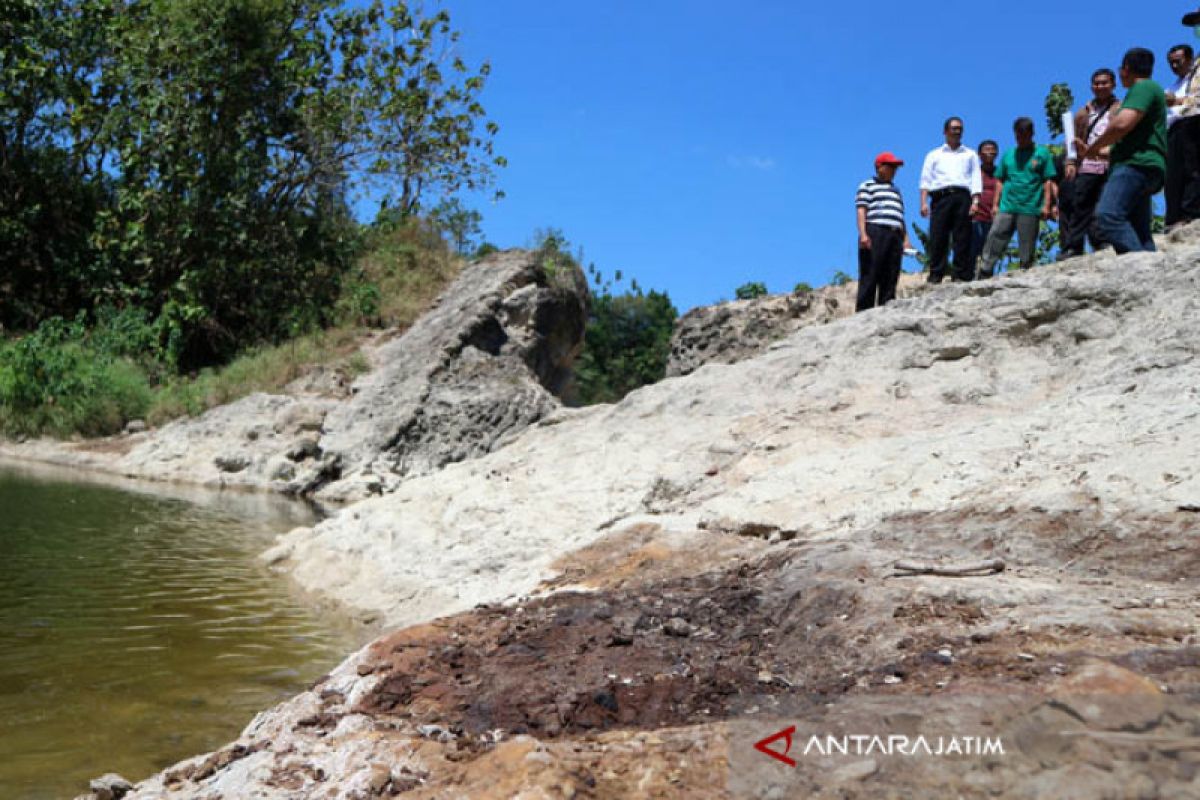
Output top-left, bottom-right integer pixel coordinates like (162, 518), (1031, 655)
(287, 437), (322, 462)
(89, 774), (134, 800)
(214, 454), (250, 473)
(124, 419), (147, 434)
(664, 617), (693, 637)
(883, 675), (903, 685)
(1018, 652), (1036, 662)
(608, 630), (635, 647)
(367, 765), (391, 795)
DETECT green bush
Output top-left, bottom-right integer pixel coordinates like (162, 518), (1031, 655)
(735, 281), (768, 300)
(0, 317), (151, 437)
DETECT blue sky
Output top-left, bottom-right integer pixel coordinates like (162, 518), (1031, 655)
(430, 2), (1194, 311)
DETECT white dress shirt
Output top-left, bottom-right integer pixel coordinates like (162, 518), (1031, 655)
(920, 144), (982, 196)
(1169, 74), (1188, 127)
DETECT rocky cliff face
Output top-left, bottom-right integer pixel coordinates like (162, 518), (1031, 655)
(110, 231), (1200, 798)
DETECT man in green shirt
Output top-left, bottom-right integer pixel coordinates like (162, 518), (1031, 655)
(1077, 47), (1167, 253)
(977, 117), (1057, 278)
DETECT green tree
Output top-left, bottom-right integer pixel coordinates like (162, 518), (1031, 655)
(571, 262), (678, 405)
(429, 198), (483, 256)
(1, 0), (504, 370)
(1044, 83), (1075, 138)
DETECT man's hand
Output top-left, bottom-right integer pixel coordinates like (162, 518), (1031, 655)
(920, 202), (930, 218)
(1041, 205), (1052, 221)
(1065, 163), (1078, 181)
(1074, 137), (1092, 161)
(859, 232), (871, 249)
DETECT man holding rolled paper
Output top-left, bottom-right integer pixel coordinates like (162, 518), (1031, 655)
(1061, 68), (1118, 258)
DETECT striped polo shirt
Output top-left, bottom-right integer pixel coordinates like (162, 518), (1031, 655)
(855, 177), (905, 229)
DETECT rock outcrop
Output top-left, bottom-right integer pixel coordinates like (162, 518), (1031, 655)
(667, 272), (926, 377)
(112, 234), (1200, 797)
(0, 250), (589, 504)
(314, 249), (588, 504)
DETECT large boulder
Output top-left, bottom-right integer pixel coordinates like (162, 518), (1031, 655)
(313, 249), (588, 503)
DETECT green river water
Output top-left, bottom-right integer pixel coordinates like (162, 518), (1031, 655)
(0, 463), (360, 799)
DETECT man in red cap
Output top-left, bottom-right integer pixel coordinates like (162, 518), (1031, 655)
(855, 152), (914, 312)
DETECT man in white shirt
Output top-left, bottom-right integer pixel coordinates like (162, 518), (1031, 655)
(1165, 43), (1200, 226)
(920, 117), (983, 283)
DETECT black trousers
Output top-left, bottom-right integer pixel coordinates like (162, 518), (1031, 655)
(1063, 171), (1107, 254)
(1165, 116), (1200, 225)
(927, 189), (973, 282)
(1056, 176), (1075, 251)
(856, 223), (903, 312)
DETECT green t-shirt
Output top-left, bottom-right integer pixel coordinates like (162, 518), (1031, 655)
(1111, 79), (1168, 175)
(995, 145), (1057, 216)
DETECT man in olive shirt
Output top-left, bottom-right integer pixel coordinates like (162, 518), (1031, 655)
(1078, 48), (1167, 253)
(977, 118), (1057, 278)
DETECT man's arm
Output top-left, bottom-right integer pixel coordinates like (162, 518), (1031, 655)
(1042, 180), (1055, 220)
(1065, 106), (1089, 180)
(856, 205), (871, 249)
(992, 180), (1005, 217)
(919, 152), (935, 217)
(1078, 107), (1145, 158)
(969, 152), (983, 213)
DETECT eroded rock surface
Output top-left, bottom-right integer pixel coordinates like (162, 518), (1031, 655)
(666, 273), (927, 377)
(315, 250), (587, 504)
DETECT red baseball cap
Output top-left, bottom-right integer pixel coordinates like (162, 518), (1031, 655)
(874, 152), (905, 168)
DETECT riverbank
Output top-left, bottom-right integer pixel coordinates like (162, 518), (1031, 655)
(11, 230), (1200, 797)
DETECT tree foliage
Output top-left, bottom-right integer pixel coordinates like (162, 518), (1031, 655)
(570, 259), (678, 406)
(735, 281), (768, 300)
(0, 0), (502, 369)
(1044, 83), (1074, 139)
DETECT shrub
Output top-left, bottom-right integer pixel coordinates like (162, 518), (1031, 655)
(735, 281), (769, 300)
(0, 317), (151, 437)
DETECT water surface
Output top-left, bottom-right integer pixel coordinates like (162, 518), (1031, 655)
(0, 463), (359, 799)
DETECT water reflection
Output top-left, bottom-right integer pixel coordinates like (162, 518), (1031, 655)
(0, 462), (359, 800)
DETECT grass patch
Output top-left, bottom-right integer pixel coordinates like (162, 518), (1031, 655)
(145, 328), (370, 424)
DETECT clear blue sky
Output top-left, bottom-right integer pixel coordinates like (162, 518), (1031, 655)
(428, 2), (1194, 311)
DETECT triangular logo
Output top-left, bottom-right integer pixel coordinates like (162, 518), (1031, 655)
(753, 725), (797, 768)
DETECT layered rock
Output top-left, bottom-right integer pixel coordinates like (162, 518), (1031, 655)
(314, 249), (588, 504)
